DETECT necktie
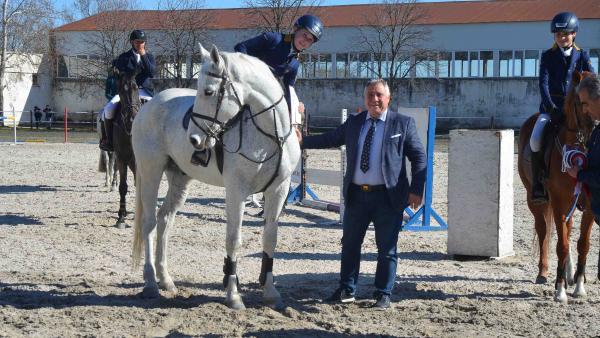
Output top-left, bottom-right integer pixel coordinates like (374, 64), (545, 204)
(360, 118), (376, 173)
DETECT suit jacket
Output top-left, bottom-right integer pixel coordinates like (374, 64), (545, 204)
(539, 44), (594, 115)
(303, 110), (427, 211)
(578, 125), (600, 216)
(112, 49), (156, 96)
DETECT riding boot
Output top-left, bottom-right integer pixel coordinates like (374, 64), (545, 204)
(100, 118), (114, 152)
(531, 150), (548, 203)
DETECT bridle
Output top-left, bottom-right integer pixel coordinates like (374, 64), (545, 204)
(189, 57), (293, 192)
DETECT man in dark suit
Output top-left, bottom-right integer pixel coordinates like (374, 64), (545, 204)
(297, 79), (427, 309)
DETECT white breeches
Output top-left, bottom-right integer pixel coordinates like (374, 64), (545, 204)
(102, 88), (152, 120)
(530, 113), (550, 152)
(289, 86), (302, 126)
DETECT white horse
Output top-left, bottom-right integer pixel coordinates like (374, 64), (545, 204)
(131, 44), (300, 309)
(96, 114), (117, 191)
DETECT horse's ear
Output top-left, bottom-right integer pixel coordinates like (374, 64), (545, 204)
(198, 43), (210, 64)
(210, 44), (221, 67)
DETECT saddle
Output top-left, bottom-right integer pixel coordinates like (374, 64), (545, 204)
(183, 105), (224, 174)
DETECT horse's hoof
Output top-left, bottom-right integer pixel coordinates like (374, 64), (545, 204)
(535, 275), (548, 284)
(139, 286), (160, 299)
(159, 281), (177, 294)
(225, 297), (246, 310)
(116, 222), (127, 229)
(554, 288), (568, 304)
(573, 281), (587, 298)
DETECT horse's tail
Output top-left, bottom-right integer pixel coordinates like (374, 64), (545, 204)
(132, 169), (144, 270)
(98, 151), (107, 173)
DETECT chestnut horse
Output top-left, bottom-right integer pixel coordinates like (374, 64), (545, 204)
(518, 71), (596, 303)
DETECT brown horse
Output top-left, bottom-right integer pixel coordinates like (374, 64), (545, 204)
(518, 71), (596, 303)
(111, 69), (140, 228)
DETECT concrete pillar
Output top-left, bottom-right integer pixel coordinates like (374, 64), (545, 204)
(447, 129), (514, 258)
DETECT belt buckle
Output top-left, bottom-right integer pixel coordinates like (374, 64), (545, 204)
(361, 184), (369, 192)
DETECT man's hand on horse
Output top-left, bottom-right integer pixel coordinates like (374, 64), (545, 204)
(567, 165), (580, 178)
(298, 102), (305, 114)
(408, 193), (422, 210)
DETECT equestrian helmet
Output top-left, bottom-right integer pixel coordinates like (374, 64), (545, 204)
(129, 29), (147, 41)
(551, 12), (579, 33)
(294, 14), (323, 42)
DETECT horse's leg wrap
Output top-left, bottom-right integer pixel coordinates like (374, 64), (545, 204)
(574, 263), (586, 283)
(259, 251), (274, 286)
(222, 256), (239, 288)
(555, 265), (566, 290)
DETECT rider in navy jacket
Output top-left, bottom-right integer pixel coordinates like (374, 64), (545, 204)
(529, 12), (594, 203)
(99, 29), (156, 151)
(234, 14), (323, 118)
(112, 44), (156, 96)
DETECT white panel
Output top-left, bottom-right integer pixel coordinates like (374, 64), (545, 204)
(447, 129), (514, 258)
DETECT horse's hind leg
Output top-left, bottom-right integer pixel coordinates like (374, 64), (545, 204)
(223, 183), (248, 310)
(529, 201), (551, 284)
(260, 178), (289, 307)
(573, 210), (595, 298)
(110, 152), (118, 192)
(155, 168), (192, 294)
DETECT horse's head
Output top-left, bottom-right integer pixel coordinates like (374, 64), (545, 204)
(188, 43), (244, 151)
(116, 68), (141, 133)
(565, 71), (595, 145)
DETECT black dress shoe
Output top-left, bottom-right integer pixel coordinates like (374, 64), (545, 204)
(325, 288), (355, 303)
(372, 293), (391, 310)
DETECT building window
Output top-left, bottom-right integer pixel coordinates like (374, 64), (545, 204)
(438, 52), (452, 78)
(499, 50), (513, 77)
(373, 53), (389, 78)
(57, 56), (68, 78)
(351, 52), (371, 78)
(315, 53), (332, 78)
(524, 50), (539, 77)
(191, 54), (201, 78)
(32, 73), (39, 86)
(335, 53), (349, 78)
(591, 49), (600, 73)
(480, 51), (493, 77)
(469, 51), (479, 77)
(415, 55), (435, 78)
(514, 50), (523, 76)
(454, 51), (468, 78)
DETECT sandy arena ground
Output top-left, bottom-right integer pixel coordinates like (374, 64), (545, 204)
(1, 133), (599, 337)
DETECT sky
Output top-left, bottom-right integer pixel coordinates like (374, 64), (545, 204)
(55, 0), (474, 12)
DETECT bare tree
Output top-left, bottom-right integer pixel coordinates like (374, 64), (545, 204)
(357, 0), (433, 96)
(153, 0), (212, 87)
(0, 0), (55, 111)
(243, 0), (322, 33)
(57, 0), (141, 83)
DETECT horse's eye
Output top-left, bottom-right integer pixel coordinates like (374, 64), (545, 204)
(204, 89), (214, 96)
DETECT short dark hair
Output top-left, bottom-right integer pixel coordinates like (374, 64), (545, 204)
(577, 74), (600, 101)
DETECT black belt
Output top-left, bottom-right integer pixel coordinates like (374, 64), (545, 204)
(351, 183), (386, 192)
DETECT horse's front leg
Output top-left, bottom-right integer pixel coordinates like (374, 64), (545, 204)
(260, 179), (289, 307)
(553, 208), (572, 303)
(223, 188), (247, 310)
(116, 162), (129, 229)
(573, 210), (595, 298)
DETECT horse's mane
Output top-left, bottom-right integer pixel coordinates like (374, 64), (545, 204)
(222, 52), (284, 94)
(564, 71), (594, 138)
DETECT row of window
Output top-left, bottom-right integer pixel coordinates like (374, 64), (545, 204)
(56, 49), (600, 80)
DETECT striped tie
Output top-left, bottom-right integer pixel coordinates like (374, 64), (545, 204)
(360, 118), (376, 173)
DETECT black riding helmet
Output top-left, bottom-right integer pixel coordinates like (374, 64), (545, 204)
(129, 29), (147, 41)
(551, 12), (579, 33)
(294, 14), (323, 42)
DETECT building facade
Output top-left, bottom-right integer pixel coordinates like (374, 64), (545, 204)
(41, 0), (600, 129)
